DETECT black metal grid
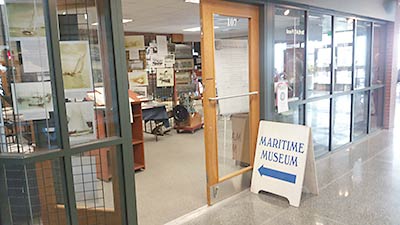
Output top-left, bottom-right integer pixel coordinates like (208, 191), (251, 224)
(3, 159), (66, 225)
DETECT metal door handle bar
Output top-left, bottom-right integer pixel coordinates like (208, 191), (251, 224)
(208, 91), (258, 101)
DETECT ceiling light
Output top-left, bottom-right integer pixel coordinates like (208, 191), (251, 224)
(185, 0), (200, 3)
(283, 9), (290, 16)
(183, 27), (201, 32)
(91, 22), (98, 26)
(0, 0), (5, 5)
(123, 19), (133, 24)
(183, 26), (219, 32)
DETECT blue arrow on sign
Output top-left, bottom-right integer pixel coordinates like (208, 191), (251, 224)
(258, 165), (297, 184)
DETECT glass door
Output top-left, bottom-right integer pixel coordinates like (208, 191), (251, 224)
(200, 0), (259, 205)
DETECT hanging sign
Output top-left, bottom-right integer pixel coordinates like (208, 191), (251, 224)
(276, 81), (289, 113)
(251, 121), (319, 207)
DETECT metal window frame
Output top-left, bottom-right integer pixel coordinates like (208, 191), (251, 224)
(0, 0), (137, 225)
(264, 1), (389, 154)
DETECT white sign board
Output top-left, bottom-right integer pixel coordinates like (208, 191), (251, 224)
(251, 121), (318, 207)
(214, 39), (249, 115)
(275, 81), (289, 113)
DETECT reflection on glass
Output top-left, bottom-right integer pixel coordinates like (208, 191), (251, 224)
(213, 14), (251, 178)
(334, 17), (353, 92)
(353, 91), (369, 139)
(0, 0), (61, 153)
(72, 147), (122, 225)
(370, 88), (384, 131)
(355, 21), (371, 89)
(274, 8), (305, 100)
(274, 104), (304, 125)
(306, 100), (330, 157)
(332, 95), (351, 148)
(57, 1), (120, 146)
(306, 14), (332, 98)
(372, 23), (386, 86)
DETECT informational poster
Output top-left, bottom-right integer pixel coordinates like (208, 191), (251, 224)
(156, 35), (168, 56)
(150, 54), (165, 68)
(276, 81), (289, 113)
(164, 54), (175, 67)
(251, 121), (319, 207)
(214, 39), (249, 115)
(20, 38), (49, 73)
(156, 68), (174, 87)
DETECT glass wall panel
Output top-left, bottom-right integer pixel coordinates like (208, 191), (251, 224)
(355, 21), (372, 89)
(0, 0), (61, 153)
(274, 8), (305, 100)
(306, 14), (332, 98)
(371, 23), (386, 87)
(213, 14), (251, 178)
(370, 88), (384, 131)
(56, 1), (120, 146)
(353, 91), (369, 139)
(306, 99), (330, 157)
(274, 104), (304, 125)
(332, 94), (351, 149)
(334, 17), (353, 92)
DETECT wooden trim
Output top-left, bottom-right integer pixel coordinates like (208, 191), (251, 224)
(218, 166), (253, 183)
(201, 0), (260, 205)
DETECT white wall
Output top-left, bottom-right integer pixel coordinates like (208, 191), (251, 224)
(285, 0), (396, 21)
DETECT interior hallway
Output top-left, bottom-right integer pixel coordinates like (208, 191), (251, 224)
(167, 84), (400, 225)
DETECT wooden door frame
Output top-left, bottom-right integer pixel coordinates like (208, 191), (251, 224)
(200, 0), (260, 205)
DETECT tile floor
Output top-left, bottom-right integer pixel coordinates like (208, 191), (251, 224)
(168, 86), (400, 225)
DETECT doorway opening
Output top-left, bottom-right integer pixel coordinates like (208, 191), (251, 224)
(120, 1), (206, 224)
(119, 0), (260, 224)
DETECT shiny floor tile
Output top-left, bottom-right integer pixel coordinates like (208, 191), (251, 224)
(177, 94), (400, 225)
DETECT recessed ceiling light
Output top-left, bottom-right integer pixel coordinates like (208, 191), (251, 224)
(183, 26), (219, 32)
(185, 0), (200, 4)
(283, 9), (290, 16)
(123, 19), (133, 24)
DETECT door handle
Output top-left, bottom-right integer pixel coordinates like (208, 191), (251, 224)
(208, 91), (258, 101)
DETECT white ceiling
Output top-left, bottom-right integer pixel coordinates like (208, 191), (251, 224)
(121, 0), (200, 34)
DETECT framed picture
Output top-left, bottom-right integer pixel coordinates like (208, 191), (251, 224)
(128, 70), (148, 86)
(11, 81), (53, 120)
(66, 101), (96, 139)
(156, 68), (174, 87)
(175, 71), (191, 84)
(175, 44), (193, 59)
(6, 3), (46, 38)
(60, 41), (93, 91)
(175, 59), (194, 71)
(131, 86), (148, 98)
(124, 35), (145, 50)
